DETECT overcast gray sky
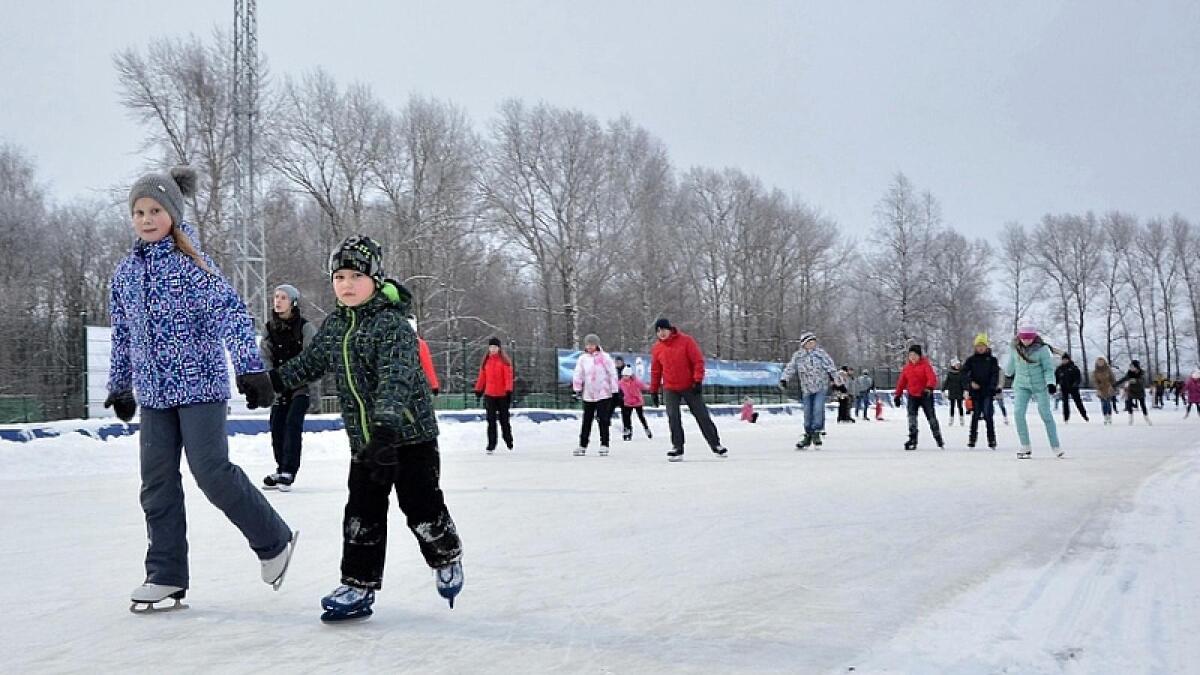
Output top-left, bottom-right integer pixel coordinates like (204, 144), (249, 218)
(2, 0), (1197, 237)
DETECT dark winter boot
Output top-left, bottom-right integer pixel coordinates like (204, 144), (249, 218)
(812, 433), (823, 447)
(622, 427), (633, 442)
(904, 436), (917, 451)
(796, 433), (813, 450)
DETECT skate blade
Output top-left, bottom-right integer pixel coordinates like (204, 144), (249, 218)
(667, 456), (684, 462)
(321, 608), (373, 623)
(130, 599), (188, 614)
(270, 530), (301, 591)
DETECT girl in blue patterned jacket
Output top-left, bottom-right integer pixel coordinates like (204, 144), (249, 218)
(107, 166), (298, 612)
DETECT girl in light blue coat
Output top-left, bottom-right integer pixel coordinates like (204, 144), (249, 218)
(1003, 323), (1063, 459)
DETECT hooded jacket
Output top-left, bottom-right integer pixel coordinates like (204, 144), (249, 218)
(275, 280), (437, 456)
(961, 350), (1000, 396)
(572, 349), (620, 402)
(781, 346), (838, 395)
(108, 222), (264, 408)
(895, 357), (939, 397)
(650, 328), (706, 394)
(942, 366), (965, 399)
(1055, 360), (1083, 391)
(1004, 338), (1057, 390)
(1092, 361), (1116, 398)
(475, 353), (514, 398)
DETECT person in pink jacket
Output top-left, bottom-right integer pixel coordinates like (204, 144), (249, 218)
(618, 368), (654, 440)
(1185, 371), (1200, 418)
(740, 395), (759, 423)
(572, 334), (620, 456)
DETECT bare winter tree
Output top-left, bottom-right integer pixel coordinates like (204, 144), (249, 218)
(369, 94), (482, 339)
(867, 173), (939, 357)
(998, 222), (1041, 336)
(113, 30), (250, 265)
(480, 100), (609, 348)
(1031, 213), (1103, 383)
(931, 231), (996, 360)
(1141, 217), (1182, 377)
(1097, 212), (1137, 362)
(265, 68), (383, 241)
(1170, 214), (1200, 365)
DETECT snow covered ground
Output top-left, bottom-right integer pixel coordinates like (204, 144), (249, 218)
(2, 402), (1198, 674)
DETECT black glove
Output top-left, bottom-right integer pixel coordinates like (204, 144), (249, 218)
(1048, 383), (1057, 395)
(237, 372), (276, 409)
(361, 425), (401, 485)
(778, 380), (788, 391)
(924, 387), (935, 397)
(104, 390), (137, 422)
(474, 391), (483, 402)
(651, 393), (660, 408)
(691, 382), (703, 396)
(431, 387), (439, 396)
(506, 391), (513, 406)
(893, 395), (902, 408)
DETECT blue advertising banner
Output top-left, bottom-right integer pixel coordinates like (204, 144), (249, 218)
(557, 350), (783, 387)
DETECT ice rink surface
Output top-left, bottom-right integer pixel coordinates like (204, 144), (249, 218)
(2, 403), (1198, 674)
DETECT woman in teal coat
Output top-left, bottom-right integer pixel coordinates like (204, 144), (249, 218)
(1003, 323), (1063, 458)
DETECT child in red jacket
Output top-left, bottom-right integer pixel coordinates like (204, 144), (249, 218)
(474, 338), (514, 454)
(893, 344), (944, 450)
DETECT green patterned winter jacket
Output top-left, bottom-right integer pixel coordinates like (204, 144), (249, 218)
(275, 280), (437, 456)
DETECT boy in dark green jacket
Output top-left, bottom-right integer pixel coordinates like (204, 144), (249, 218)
(272, 235), (463, 622)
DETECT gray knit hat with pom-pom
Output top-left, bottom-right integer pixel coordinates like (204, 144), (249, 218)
(128, 166), (198, 227)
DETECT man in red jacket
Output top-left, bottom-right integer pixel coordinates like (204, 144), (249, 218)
(649, 318), (727, 461)
(892, 344), (944, 450)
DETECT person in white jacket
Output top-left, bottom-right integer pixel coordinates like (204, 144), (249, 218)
(572, 333), (620, 456)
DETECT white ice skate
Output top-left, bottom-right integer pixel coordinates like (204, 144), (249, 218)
(262, 530), (300, 591)
(598, 446), (609, 456)
(1053, 447), (1065, 458)
(573, 446), (586, 456)
(130, 583), (187, 614)
(1016, 446), (1032, 459)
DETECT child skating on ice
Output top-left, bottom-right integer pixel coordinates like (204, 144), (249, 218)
(619, 367), (654, 437)
(108, 166), (297, 612)
(272, 235), (463, 621)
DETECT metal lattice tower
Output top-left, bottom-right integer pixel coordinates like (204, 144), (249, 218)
(232, 0), (266, 323)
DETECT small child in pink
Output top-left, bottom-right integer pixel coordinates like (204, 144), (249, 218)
(618, 369), (653, 440)
(741, 396), (759, 423)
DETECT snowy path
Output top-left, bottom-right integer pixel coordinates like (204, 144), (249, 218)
(1, 406), (1197, 673)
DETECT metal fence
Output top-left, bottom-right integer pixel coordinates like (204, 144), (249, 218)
(2, 340), (909, 423)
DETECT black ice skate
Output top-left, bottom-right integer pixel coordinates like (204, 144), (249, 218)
(711, 445), (728, 457)
(904, 437), (917, 451)
(796, 434), (813, 450)
(622, 427), (633, 441)
(667, 447), (684, 462)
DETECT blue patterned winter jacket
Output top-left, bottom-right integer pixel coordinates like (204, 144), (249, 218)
(107, 223), (264, 409)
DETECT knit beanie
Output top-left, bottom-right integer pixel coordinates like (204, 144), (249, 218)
(275, 284), (300, 307)
(799, 331), (817, 345)
(328, 235), (384, 286)
(654, 318), (672, 331)
(1017, 323), (1038, 340)
(973, 333), (989, 347)
(908, 344), (923, 357)
(128, 166), (198, 227)
(488, 337), (502, 347)
(584, 333), (601, 348)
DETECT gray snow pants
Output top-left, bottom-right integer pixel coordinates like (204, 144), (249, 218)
(139, 402), (292, 589)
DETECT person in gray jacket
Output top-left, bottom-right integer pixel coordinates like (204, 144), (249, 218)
(780, 331), (839, 449)
(852, 370), (875, 420)
(260, 284), (318, 491)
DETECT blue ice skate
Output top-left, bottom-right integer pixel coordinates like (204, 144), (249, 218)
(435, 561), (464, 608)
(320, 584), (375, 623)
